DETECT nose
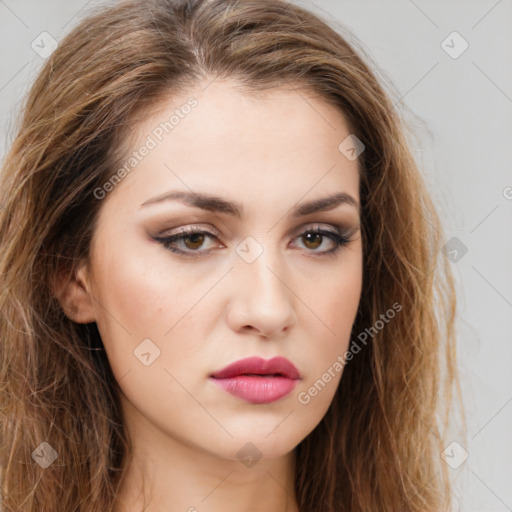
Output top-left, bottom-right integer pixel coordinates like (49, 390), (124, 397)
(225, 245), (297, 338)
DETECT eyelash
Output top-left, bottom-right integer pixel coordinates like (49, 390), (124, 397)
(153, 224), (351, 258)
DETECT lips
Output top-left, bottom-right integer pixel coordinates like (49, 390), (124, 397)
(210, 356), (301, 380)
(210, 356), (301, 404)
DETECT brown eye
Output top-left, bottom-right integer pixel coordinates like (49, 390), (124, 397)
(293, 228), (349, 254)
(154, 228), (220, 256)
(301, 232), (323, 250)
(182, 232), (206, 250)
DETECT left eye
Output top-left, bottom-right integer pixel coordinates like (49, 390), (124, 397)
(154, 226), (350, 257)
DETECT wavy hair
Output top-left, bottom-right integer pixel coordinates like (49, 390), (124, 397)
(0, 0), (462, 510)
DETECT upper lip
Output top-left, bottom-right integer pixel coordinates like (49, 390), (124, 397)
(210, 356), (301, 380)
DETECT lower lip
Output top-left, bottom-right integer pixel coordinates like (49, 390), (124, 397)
(210, 375), (298, 404)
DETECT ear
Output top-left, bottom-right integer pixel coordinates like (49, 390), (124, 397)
(52, 259), (96, 324)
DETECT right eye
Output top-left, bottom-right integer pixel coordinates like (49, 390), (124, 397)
(154, 227), (223, 257)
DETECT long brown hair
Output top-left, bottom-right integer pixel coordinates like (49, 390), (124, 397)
(0, 0), (463, 510)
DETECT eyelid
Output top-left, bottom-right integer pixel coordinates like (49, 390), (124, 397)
(157, 224), (221, 238)
(292, 222), (343, 236)
(156, 221), (353, 239)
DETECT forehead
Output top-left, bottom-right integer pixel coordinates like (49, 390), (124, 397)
(106, 79), (361, 214)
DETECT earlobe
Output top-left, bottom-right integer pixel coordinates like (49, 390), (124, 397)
(52, 260), (97, 324)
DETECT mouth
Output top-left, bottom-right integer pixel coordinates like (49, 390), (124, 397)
(210, 356), (301, 380)
(209, 356), (301, 404)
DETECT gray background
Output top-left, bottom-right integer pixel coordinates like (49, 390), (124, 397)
(1, 1), (511, 509)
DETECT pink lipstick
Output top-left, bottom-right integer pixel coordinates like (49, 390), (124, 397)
(210, 356), (301, 404)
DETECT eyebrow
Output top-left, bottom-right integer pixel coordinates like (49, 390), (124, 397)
(139, 190), (360, 217)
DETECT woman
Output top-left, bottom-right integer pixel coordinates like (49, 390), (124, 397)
(0, 0), (462, 510)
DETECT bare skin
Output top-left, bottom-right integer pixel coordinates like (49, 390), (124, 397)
(56, 78), (363, 512)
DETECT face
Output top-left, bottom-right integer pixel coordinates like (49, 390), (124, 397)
(73, 79), (363, 463)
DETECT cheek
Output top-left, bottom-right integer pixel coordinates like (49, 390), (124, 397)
(90, 240), (216, 378)
(92, 239), (197, 334)
(304, 254), (362, 343)
(94, 256), (165, 333)
(297, 254), (362, 400)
